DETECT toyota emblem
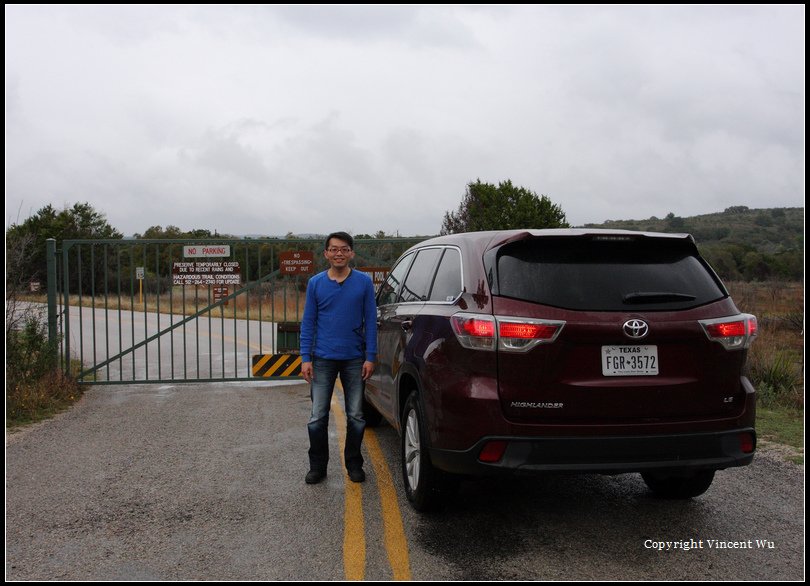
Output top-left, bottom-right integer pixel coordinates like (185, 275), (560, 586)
(623, 319), (649, 339)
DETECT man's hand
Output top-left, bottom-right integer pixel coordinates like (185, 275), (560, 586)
(301, 361), (313, 383)
(362, 361), (375, 381)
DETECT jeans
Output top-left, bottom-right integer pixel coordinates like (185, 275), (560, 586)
(308, 357), (366, 473)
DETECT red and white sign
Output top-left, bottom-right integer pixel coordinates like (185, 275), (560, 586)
(213, 285), (230, 305)
(184, 245), (231, 258)
(280, 251), (314, 275)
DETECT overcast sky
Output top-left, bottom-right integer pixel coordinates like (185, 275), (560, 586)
(5, 5), (805, 237)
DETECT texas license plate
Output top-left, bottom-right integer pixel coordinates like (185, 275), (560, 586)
(601, 345), (659, 376)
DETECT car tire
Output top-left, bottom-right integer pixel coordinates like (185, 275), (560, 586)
(641, 469), (715, 499)
(401, 391), (457, 512)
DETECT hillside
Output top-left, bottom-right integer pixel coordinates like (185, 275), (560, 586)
(582, 206), (803, 281)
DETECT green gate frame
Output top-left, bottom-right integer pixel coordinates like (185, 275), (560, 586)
(46, 237), (422, 385)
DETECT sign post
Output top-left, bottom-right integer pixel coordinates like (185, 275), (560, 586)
(136, 267), (145, 305)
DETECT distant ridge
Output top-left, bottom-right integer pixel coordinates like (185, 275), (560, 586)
(582, 206), (803, 280)
(582, 206), (802, 247)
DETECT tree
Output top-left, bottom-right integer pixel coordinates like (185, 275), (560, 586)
(665, 212), (687, 231)
(742, 251), (771, 281)
(5, 202), (122, 290)
(441, 180), (569, 235)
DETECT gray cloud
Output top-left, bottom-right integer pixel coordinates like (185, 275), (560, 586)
(5, 5), (804, 237)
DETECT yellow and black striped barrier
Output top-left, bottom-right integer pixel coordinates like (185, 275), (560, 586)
(252, 354), (303, 378)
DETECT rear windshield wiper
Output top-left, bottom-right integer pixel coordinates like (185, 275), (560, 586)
(622, 292), (697, 304)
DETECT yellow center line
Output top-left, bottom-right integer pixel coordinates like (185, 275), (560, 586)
(334, 381), (413, 581)
(332, 393), (366, 580)
(365, 429), (413, 580)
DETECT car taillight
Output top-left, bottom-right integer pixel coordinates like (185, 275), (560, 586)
(460, 318), (495, 337)
(498, 319), (565, 351)
(499, 322), (558, 339)
(451, 314), (496, 350)
(451, 313), (565, 352)
(699, 314), (758, 350)
(705, 321), (745, 337)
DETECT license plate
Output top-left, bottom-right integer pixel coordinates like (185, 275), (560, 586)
(601, 345), (659, 376)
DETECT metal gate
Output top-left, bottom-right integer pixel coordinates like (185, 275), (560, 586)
(47, 237), (422, 385)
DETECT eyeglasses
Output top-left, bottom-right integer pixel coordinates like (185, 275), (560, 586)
(327, 247), (352, 254)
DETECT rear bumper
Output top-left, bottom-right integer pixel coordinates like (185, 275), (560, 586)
(429, 428), (756, 476)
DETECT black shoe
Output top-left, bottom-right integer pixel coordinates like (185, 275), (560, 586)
(348, 468), (366, 483)
(305, 469), (327, 484)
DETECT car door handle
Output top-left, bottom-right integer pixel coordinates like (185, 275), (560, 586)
(401, 320), (413, 331)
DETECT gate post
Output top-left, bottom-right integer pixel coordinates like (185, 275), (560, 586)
(46, 238), (58, 352)
(45, 238), (59, 365)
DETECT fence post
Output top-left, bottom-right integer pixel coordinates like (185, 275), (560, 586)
(46, 238), (59, 367)
(46, 238), (58, 343)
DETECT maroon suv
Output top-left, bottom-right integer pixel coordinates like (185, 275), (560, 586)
(363, 230), (758, 511)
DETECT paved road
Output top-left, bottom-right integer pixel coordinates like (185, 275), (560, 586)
(5, 382), (804, 581)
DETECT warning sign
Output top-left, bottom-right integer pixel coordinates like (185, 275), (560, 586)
(183, 245), (231, 258)
(252, 354), (303, 378)
(280, 251), (314, 275)
(172, 261), (241, 285)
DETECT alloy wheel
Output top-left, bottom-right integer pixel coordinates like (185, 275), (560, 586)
(404, 409), (421, 491)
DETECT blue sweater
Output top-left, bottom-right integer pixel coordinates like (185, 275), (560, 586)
(300, 269), (377, 363)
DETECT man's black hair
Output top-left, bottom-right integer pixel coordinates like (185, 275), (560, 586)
(324, 231), (354, 251)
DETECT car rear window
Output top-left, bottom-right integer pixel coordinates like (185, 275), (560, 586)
(492, 237), (726, 311)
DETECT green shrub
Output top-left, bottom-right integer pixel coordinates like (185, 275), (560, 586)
(7, 316), (57, 386)
(6, 315), (82, 425)
(748, 349), (803, 409)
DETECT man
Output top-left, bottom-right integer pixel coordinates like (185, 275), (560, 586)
(300, 232), (377, 484)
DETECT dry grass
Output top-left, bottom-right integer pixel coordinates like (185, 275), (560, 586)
(726, 281), (804, 410)
(726, 280), (804, 320)
(6, 369), (83, 426)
